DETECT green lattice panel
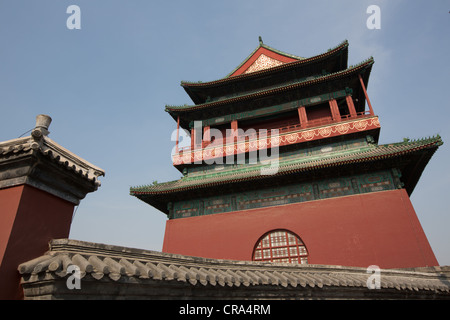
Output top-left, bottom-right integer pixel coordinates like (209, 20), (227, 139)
(171, 169), (397, 219)
(186, 137), (369, 178)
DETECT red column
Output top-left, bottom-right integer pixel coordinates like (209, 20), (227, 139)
(175, 116), (180, 153)
(297, 106), (308, 128)
(329, 99), (341, 122)
(203, 126), (211, 143)
(230, 120), (239, 141)
(190, 128), (196, 150)
(359, 74), (375, 116)
(346, 95), (357, 117)
(231, 120), (238, 131)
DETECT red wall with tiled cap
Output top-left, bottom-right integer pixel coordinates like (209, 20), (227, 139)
(0, 185), (74, 299)
(162, 189), (438, 269)
(0, 114), (104, 299)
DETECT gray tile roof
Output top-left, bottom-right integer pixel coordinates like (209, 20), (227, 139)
(18, 239), (450, 299)
(0, 134), (104, 187)
(0, 117), (105, 205)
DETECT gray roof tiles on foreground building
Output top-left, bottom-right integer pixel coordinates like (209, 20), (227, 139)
(18, 239), (450, 300)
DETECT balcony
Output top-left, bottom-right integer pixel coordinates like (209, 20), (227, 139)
(173, 112), (378, 165)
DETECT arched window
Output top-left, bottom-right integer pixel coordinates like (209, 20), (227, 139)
(253, 229), (308, 264)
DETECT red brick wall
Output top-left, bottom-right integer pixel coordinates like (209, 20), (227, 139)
(163, 189), (438, 269)
(0, 185), (74, 299)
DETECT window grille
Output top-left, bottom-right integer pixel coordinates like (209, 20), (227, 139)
(253, 230), (308, 264)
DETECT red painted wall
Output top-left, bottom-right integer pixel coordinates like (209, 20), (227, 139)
(0, 185), (74, 299)
(163, 189), (438, 269)
(306, 103), (332, 121)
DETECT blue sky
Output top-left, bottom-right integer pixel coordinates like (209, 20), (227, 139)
(1, 1), (449, 265)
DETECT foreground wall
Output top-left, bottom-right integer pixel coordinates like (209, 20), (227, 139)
(0, 115), (104, 299)
(163, 189), (438, 269)
(18, 239), (450, 300)
(0, 185), (74, 299)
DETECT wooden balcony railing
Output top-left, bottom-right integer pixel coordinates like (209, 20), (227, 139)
(176, 111), (373, 154)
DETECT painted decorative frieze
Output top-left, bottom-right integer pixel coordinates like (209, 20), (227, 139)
(173, 116), (380, 165)
(170, 169), (399, 219)
(244, 54), (285, 74)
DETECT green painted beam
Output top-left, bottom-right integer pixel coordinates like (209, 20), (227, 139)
(191, 88), (352, 128)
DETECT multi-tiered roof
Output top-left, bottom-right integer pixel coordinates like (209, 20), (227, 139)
(166, 40), (369, 134)
(130, 39), (442, 215)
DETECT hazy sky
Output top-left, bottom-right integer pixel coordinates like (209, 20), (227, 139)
(1, 1), (449, 265)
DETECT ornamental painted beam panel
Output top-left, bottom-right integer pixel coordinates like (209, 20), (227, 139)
(173, 116), (380, 165)
(196, 89), (351, 128)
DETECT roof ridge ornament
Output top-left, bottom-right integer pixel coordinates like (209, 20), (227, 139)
(259, 36), (263, 45)
(31, 114), (52, 150)
(32, 114), (52, 137)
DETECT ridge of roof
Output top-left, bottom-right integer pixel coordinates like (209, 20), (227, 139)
(130, 135), (442, 195)
(224, 41), (305, 78)
(180, 40), (349, 87)
(166, 56), (372, 113)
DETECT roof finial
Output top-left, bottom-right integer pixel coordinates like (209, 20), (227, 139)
(259, 36), (263, 45)
(33, 114), (52, 137)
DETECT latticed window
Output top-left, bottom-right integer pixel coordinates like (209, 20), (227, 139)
(253, 230), (308, 264)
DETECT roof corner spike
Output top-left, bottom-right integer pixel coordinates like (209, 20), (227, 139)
(259, 36), (263, 45)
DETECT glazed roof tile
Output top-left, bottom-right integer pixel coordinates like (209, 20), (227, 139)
(181, 40), (349, 87)
(130, 136), (442, 196)
(18, 239), (450, 296)
(167, 57), (373, 113)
